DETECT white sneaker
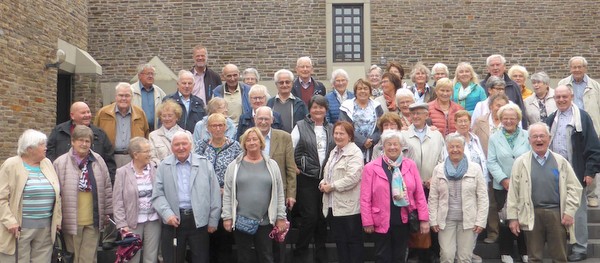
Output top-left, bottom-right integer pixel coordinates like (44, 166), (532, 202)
(501, 255), (514, 263)
(521, 255), (528, 262)
(472, 254), (483, 263)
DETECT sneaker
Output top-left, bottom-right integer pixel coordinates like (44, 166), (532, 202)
(501, 255), (514, 263)
(472, 254), (483, 263)
(521, 255), (528, 262)
(483, 237), (497, 243)
(588, 197), (599, 207)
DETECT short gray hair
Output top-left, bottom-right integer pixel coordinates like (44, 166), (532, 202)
(431, 63), (449, 78)
(508, 65), (529, 79)
(445, 133), (465, 147)
(128, 137), (151, 158)
(530, 72), (550, 85)
(368, 65), (383, 76)
(485, 76), (506, 90)
(274, 69), (294, 83)
(178, 70), (194, 82)
(115, 82), (133, 93)
(17, 129), (47, 156)
(242, 68), (260, 81)
(248, 84), (270, 98)
(297, 56), (313, 66)
(528, 122), (551, 137)
(330, 69), (349, 84)
(380, 130), (404, 146)
(396, 88), (414, 100)
(568, 56), (588, 68)
(255, 106), (274, 118)
(136, 63), (155, 74)
(172, 131), (193, 144)
(486, 54), (506, 66)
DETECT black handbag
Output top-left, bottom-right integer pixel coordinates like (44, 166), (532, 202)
(51, 230), (73, 263)
(408, 210), (420, 233)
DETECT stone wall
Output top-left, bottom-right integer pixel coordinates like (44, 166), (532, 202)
(0, 0), (90, 161)
(89, 0), (599, 87)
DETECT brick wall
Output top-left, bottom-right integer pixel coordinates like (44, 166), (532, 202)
(0, 0), (89, 161)
(89, 0), (599, 87)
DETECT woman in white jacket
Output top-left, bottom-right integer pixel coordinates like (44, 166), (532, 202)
(429, 133), (488, 263)
(319, 121), (364, 263)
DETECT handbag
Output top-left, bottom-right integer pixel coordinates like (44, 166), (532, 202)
(408, 231), (432, 249)
(408, 210), (420, 233)
(235, 215), (261, 235)
(52, 230), (73, 263)
(268, 219), (290, 243)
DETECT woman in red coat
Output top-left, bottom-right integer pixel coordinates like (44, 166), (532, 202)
(428, 78), (464, 136)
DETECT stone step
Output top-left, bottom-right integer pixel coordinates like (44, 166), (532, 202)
(589, 207), (600, 222)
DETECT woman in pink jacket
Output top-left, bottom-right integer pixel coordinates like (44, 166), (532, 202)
(360, 130), (429, 263)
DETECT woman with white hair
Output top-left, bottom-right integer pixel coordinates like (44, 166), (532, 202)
(242, 68), (260, 87)
(368, 65), (384, 97)
(361, 130), (429, 263)
(508, 65), (533, 100)
(523, 72), (556, 124)
(429, 134), (488, 263)
(326, 69), (355, 124)
(0, 129), (61, 262)
(487, 104), (530, 263)
(409, 62), (437, 103)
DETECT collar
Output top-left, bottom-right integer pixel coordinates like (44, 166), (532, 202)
(276, 93), (296, 102)
(559, 105), (574, 116)
(178, 92), (191, 101)
(192, 67), (206, 76)
(114, 104), (132, 116)
(139, 82), (154, 92)
(175, 154), (192, 165)
(224, 83), (240, 94)
(300, 78), (312, 85)
(334, 89), (347, 98)
(265, 129), (272, 140)
(571, 75), (589, 84)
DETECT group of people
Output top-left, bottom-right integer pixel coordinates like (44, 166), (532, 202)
(0, 48), (599, 263)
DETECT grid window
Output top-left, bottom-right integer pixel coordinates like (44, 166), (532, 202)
(333, 4), (363, 62)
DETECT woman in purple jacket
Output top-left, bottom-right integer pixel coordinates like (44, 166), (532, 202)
(360, 130), (429, 263)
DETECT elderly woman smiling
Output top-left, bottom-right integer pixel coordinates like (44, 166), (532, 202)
(0, 129), (61, 263)
(452, 62), (487, 114)
(149, 99), (193, 166)
(523, 72), (556, 124)
(361, 130), (429, 263)
(326, 69), (355, 124)
(487, 104), (530, 263)
(375, 72), (402, 114)
(508, 65), (533, 100)
(429, 134), (488, 263)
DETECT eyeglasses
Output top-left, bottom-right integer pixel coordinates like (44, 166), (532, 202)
(141, 72), (155, 77)
(251, 96), (266, 101)
(277, 80), (292, 85)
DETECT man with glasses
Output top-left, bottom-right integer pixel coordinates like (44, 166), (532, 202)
(292, 57), (326, 106)
(235, 85), (283, 140)
(132, 63), (166, 131)
(164, 70), (207, 133)
(267, 69), (308, 133)
(213, 64), (251, 126)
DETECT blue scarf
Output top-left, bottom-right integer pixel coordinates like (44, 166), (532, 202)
(444, 156), (468, 181)
(383, 155), (409, 207)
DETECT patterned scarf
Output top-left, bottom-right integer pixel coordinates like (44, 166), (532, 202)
(78, 156), (92, 192)
(444, 155), (468, 181)
(502, 127), (521, 149)
(384, 92), (398, 111)
(382, 154), (409, 207)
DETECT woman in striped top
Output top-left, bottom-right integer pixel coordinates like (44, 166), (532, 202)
(0, 129), (62, 262)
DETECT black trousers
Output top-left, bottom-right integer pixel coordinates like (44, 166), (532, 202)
(494, 189), (527, 256)
(209, 218), (234, 263)
(327, 209), (364, 263)
(161, 213), (209, 263)
(293, 174), (327, 263)
(234, 225), (274, 263)
(373, 223), (410, 263)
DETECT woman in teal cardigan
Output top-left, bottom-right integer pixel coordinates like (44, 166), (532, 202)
(487, 104), (530, 263)
(452, 62), (487, 114)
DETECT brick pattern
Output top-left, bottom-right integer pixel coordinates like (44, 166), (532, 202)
(0, 0), (91, 161)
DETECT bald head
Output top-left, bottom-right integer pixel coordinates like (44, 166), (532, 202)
(222, 64), (240, 87)
(70, 102), (92, 126)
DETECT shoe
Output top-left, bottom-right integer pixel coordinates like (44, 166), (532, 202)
(501, 255), (514, 263)
(521, 255), (528, 262)
(483, 237), (497, 243)
(567, 252), (587, 262)
(588, 197), (599, 207)
(472, 254), (483, 263)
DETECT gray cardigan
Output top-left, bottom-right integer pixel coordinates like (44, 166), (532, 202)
(151, 153), (221, 228)
(221, 153), (286, 226)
